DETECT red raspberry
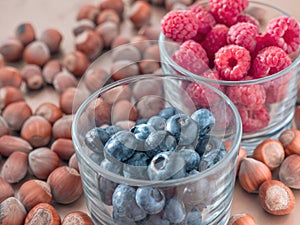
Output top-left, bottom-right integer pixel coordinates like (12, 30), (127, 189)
(252, 46), (292, 78)
(254, 33), (279, 56)
(225, 83), (266, 109)
(238, 105), (270, 133)
(214, 44), (251, 81)
(161, 10), (199, 42)
(202, 24), (229, 63)
(172, 40), (209, 75)
(210, 103), (232, 130)
(209, 0), (249, 26)
(236, 13), (259, 27)
(227, 22), (259, 52)
(266, 16), (300, 54)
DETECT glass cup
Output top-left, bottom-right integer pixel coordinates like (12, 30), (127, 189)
(72, 74), (242, 225)
(158, 1), (300, 154)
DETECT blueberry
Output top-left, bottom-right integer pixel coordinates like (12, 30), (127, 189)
(112, 184), (147, 222)
(123, 152), (150, 179)
(137, 215), (170, 225)
(104, 130), (137, 162)
(89, 152), (104, 164)
(198, 148), (227, 171)
(180, 208), (202, 225)
(136, 187), (166, 214)
(104, 125), (123, 137)
(195, 135), (226, 157)
(125, 151), (150, 166)
(100, 158), (122, 175)
(85, 127), (110, 153)
(163, 197), (186, 224)
(158, 106), (182, 120)
(178, 148), (201, 172)
(191, 108), (215, 137)
(188, 169), (200, 176)
(147, 116), (166, 130)
(130, 124), (155, 150)
(165, 113), (199, 146)
(144, 130), (177, 158)
(148, 152), (186, 180)
(98, 176), (118, 205)
(136, 118), (149, 125)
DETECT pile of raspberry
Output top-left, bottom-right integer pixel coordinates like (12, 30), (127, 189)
(161, 0), (300, 133)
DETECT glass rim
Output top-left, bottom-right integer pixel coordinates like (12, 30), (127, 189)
(72, 74), (242, 187)
(158, 0), (300, 86)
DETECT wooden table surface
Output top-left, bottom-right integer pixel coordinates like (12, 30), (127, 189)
(0, 0), (300, 224)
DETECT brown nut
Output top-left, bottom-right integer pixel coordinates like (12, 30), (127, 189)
(95, 21), (119, 48)
(35, 102), (63, 124)
(278, 154), (300, 189)
(111, 45), (141, 62)
(1, 151), (28, 184)
(128, 1), (152, 29)
(139, 60), (161, 74)
(98, 0), (124, 17)
(62, 211), (94, 225)
(0, 53), (5, 67)
(96, 9), (120, 25)
(72, 19), (95, 36)
(238, 157), (272, 193)
(0, 116), (9, 137)
(24, 203), (61, 225)
(75, 30), (103, 60)
(138, 24), (161, 40)
(23, 41), (50, 66)
(2, 101), (32, 131)
(21, 64), (45, 90)
(20, 115), (52, 147)
(77, 3), (100, 22)
(143, 44), (160, 61)
(68, 153), (80, 172)
(52, 115), (73, 140)
(39, 28), (63, 54)
(111, 60), (139, 81)
(83, 67), (111, 93)
(0, 38), (24, 61)
(28, 147), (60, 180)
(111, 35), (130, 49)
(47, 166), (83, 204)
(59, 87), (81, 115)
(253, 139), (285, 170)
(258, 180), (295, 215)
(15, 22), (36, 46)
(63, 50), (89, 77)
(101, 84), (131, 104)
(42, 59), (63, 84)
(132, 78), (163, 100)
(53, 70), (78, 94)
(279, 128), (300, 155)
(111, 100), (138, 124)
(17, 179), (52, 211)
(130, 35), (151, 54)
(0, 66), (23, 88)
(0, 197), (27, 225)
(0, 176), (14, 203)
(51, 138), (75, 161)
(0, 86), (25, 110)
(228, 213), (257, 225)
(136, 95), (165, 119)
(87, 97), (111, 126)
(0, 135), (32, 157)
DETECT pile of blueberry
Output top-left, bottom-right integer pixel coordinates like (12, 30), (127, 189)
(85, 106), (227, 224)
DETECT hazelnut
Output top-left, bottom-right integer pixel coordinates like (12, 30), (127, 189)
(63, 50), (89, 77)
(17, 179), (52, 211)
(59, 87), (77, 115)
(98, 0), (124, 17)
(101, 84), (132, 104)
(23, 41), (50, 66)
(52, 115), (73, 140)
(28, 147), (60, 180)
(0, 38), (24, 61)
(111, 100), (138, 124)
(88, 97), (111, 126)
(111, 60), (139, 81)
(35, 102), (63, 124)
(53, 70), (78, 94)
(68, 153), (80, 172)
(83, 67), (111, 93)
(238, 157), (272, 193)
(21, 64), (45, 90)
(0, 66), (23, 88)
(0, 86), (25, 110)
(130, 35), (151, 53)
(51, 138), (75, 161)
(115, 120), (136, 130)
(279, 128), (300, 155)
(15, 22), (36, 45)
(47, 166), (83, 204)
(39, 28), (63, 54)
(111, 44), (141, 62)
(294, 105), (300, 129)
(95, 21), (120, 48)
(24, 203), (61, 225)
(62, 211), (94, 225)
(139, 60), (161, 74)
(143, 44), (160, 61)
(1, 151), (28, 184)
(0, 116), (9, 137)
(253, 139), (285, 170)
(278, 154), (300, 189)
(0, 197), (27, 225)
(258, 180), (295, 215)
(138, 24), (161, 40)
(0, 176), (14, 203)
(42, 59), (63, 84)
(75, 30), (103, 60)
(20, 115), (52, 147)
(0, 135), (32, 157)
(72, 19), (95, 36)
(96, 9), (120, 25)
(77, 4), (100, 22)
(111, 35), (130, 49)
(2, 101), (32, 131)
(132, 78), (163, 99)
(136, 95), (165, 119)
(0, 53), (5, 67)
(128, 1), (152, 29)
(228, 213), (257, 225)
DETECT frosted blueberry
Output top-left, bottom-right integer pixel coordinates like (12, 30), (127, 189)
(191, 108), (215, 137)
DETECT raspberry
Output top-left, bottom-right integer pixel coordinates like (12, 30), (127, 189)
(236, 13), (260, 27)
(225, 83), (266, 109)
(209, 0), (249, 26)
(238, 105), (270, 133)
(202, 24), (229, 63)
(266, 16), (300, 54)
(214, 44), (251, 81)
(227, 22), (259, 52)
(161, 10), (199, 42)
(172, 40), (209, 75)
(252, 46), (292, 78)
(254, 33), (279, 56)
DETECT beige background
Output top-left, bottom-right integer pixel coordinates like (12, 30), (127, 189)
(0, 0), (300, 224)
